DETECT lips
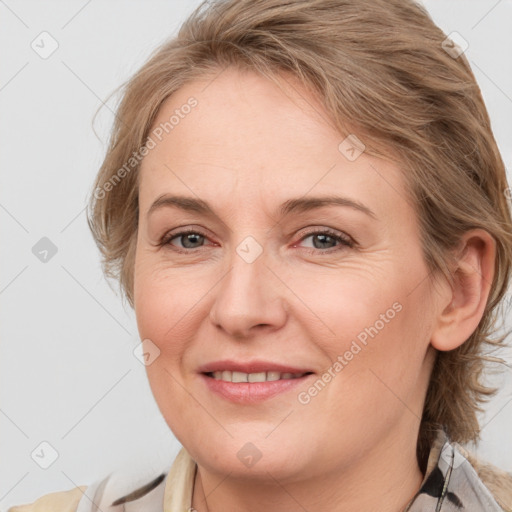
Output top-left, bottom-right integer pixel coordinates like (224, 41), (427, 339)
(197, 359), (315, 403)
(197, 359), (313, 375)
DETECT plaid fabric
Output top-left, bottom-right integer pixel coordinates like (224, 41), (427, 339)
(405, 430), (511, 511)
(13, 430), (508, 511)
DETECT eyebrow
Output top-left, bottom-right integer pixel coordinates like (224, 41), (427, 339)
(147, 194), (376, 220)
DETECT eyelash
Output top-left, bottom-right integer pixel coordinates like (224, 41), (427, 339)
(159, 228), (355, 255)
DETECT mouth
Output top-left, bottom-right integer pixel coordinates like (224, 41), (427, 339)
(204, 370), (313, 383)
(197, 361), (316, 403)
(200, 372), (315, 403)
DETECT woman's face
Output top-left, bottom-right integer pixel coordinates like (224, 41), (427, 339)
(134, 67), (440, 481)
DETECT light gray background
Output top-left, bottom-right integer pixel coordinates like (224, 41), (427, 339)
(1, 0), (511, 508)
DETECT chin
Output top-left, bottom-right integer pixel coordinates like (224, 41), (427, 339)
(189, 429), (314, 481)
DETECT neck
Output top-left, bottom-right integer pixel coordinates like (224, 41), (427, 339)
(192, 424), (424, 512)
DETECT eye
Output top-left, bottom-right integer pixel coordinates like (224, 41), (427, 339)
(160, 229), (211, 251)
(295, 228), (354, 253)
(159, 227), (355, 254)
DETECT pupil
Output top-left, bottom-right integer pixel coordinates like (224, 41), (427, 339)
(183, 233), (203, 248)
(314, 234), (334, 249)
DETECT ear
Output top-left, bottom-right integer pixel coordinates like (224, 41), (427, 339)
(430, 229), (496, 352)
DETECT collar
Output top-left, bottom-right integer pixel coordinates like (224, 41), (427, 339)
(162, 431), (507, 512)
(163, 446), (197, 511)
(404, 429), (505, 511)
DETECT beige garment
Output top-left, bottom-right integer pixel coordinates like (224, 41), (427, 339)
(7, 432), (512, 511)
(162, 447), (197, 511)
(7, 486), (87, 512)
(6, 449), (197, 512)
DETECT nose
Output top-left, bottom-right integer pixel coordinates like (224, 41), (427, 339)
(208, 248), (288, 340)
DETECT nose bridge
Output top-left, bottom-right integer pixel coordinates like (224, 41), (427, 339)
(209, 237), (286, 337)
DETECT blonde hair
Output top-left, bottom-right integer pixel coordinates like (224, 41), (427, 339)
(87, 0), (512, 468)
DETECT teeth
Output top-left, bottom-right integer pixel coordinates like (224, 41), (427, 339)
(232, 371), (248, 383)
(210, 371), (307, 383)
(248, 372), (266, 383)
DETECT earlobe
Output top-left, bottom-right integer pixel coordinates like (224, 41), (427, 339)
(430, 229), (496, 352)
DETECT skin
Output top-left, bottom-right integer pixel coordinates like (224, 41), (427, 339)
(133, 67), (496, 512)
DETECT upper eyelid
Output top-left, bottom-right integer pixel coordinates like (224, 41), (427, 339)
(163, 227), (354, 248)
(163, 226), (348, 240)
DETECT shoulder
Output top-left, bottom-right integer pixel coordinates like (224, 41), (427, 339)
(7, 449), (195, 512)
(455, 442), (512, 511)
(7, 486), (87, 512)
(77, 470), (168, 511)
(417, 430), (512, 512)
(7, 472), (167, 512)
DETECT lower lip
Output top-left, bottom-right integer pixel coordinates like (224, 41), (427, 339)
(200, 373), (314, 403)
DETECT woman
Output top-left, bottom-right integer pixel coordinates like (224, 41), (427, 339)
(10, 0), (512, 510)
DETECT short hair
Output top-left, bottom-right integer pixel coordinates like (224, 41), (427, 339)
(87, 0), (512, 467)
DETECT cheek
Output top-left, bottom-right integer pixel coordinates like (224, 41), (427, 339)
(133, 268), (205, 438)
(134, 256), (204, 344)
(297, 260), (432, 404)
(133, 259), (217, 403)
(289, 267), (403, 348)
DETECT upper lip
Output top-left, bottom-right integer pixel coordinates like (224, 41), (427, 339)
(198, 359), (314, 375)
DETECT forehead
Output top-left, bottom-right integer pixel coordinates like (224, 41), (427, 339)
(138, 68), (410, 221)
(144, 68), (339, 164)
